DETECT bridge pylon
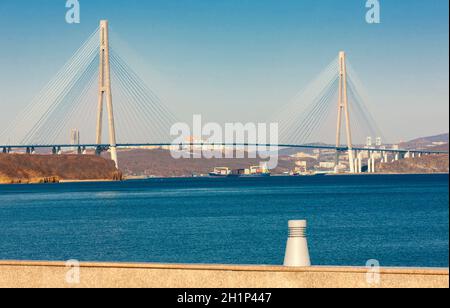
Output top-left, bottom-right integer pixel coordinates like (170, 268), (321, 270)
(96, 20), (119, 169)
(335, 51), (355, 173)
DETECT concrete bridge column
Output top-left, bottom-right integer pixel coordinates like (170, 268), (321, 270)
(355, 158), (362, 174)
(358, 153), (363, 173)
(348, 150), (355, 173)
(352, 151), (361, 173)
(367, 152), (372, 173)
(367, 151), (376, 173)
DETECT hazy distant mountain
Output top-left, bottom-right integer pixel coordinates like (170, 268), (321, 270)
(408, 133), (449, 144)
(401, 133), (449, 151)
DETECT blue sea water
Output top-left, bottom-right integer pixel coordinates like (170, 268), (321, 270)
(0, 174), (448, 268)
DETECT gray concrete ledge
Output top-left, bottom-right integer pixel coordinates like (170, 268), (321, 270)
(0, 261), (448, 288)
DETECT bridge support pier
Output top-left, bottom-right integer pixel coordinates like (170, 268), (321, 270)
(110, 146), (118, 168)
(335, 51), (355, 174)
(96, 20), (119, 169)
(383, 152), (388, 164)
(358, 154), (363, 173)
(348, 150), (355, 173)
(370, 158), (376, 173)
(354, 158), (362, 174)
(352, 151), (361, 174)
(367, 152), (376, 173)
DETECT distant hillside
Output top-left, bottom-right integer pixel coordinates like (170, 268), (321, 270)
(408, 133), (449, 144)
(401, 133), (449, 150)
(278, 143), (329, 156)
(0, 154), (122, 184)
(430, 143), (450, 152)
(113, 149), (297, 177)
(377, 154), (449, 174)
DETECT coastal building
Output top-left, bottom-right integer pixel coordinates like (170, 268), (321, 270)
(70, 129), (80, 146)
(291, 152), (319, 160)
(319, 162), (336, 169)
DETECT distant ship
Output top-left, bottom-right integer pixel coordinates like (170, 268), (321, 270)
(209, 166), (271, 177)
(209, 167), (232, 177)
(289, 170), (329, 177)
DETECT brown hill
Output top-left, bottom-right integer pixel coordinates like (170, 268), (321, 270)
(430, 143), (450, 152)
(377, 154), (449, 174)
(0, 154), (122, 184)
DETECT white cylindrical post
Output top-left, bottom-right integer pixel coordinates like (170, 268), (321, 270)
(284, 220), (311, 267)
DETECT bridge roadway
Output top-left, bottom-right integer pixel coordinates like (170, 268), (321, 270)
(0, 143), (448, 155)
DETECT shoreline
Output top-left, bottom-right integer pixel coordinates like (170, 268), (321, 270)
(0, 172), (448, 186)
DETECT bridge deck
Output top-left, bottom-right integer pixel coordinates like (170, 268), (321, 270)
(0, 143), (448, 155)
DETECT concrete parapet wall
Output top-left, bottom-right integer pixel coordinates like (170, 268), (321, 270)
(0, 261), (448, 288)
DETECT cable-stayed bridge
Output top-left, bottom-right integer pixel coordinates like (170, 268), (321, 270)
(0, 21), (447, 173)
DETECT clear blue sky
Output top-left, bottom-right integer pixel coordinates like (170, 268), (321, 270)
(0, 0), (448, 142)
